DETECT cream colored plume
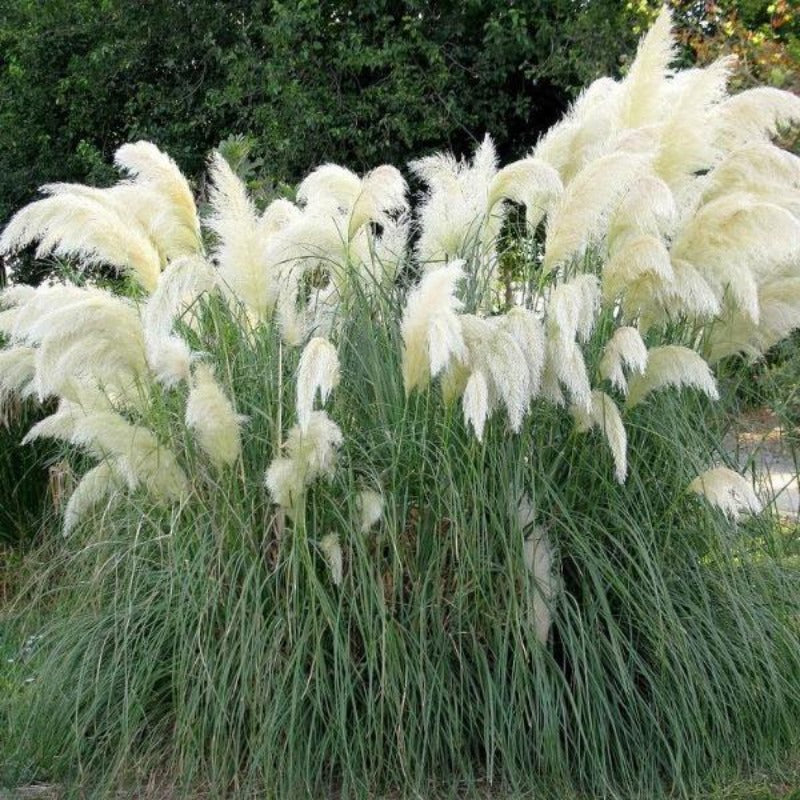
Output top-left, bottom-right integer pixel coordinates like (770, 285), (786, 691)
(652, 258), (721, 322)
(320, 533), (344, 586)
(114, 141), (201, 254)
(0, 194), (162, 292)
(599, 327), (648, 395)
(62, 461), (122, 537)
(207, 152), (275, 321)
(571, 390), (628, 483)
(627, 345), (718, 407)
(410, 135), (502, 266)
(348, 165), (408, 238)
(462, 369), (490, 441)
(459, 314), (532, 437)
(543, 153), (648, 271)
(617, 5), (676, 128)
(296, 337), (340, 434)
(185, 363), (243, 469)
(546, 274), (600, 345)
(357, 489), (384, 532)
(498, 307), (546, 399)
(142, 255), (216, 387)
(297, 164), (362, 214)
(706, 275), (800, 363)
(607, 176), (677, 249)
(701, 143), (800, 207)
(603, 234), (674, 314)
(41, 180), (200, 264)
(518, 496), (556, 645)
(401, 262), (467, 392)
(541, 338), (592, 412)
(265, 410), (343, 515)
(652, 57), (734, 187)
(487, 157), (563, 229)
(532, 77), (620, 180)
(70, 411), (188, 501)
(671, 193), (800, 323)
(688, 466), (762, 520)
(0, 346), (36, 404)
(717, 87), (800, 149)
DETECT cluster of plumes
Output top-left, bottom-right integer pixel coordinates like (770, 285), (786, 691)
(2, 7), (791, 538)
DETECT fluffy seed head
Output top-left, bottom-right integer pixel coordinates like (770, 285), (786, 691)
(688, 466), (762, 520)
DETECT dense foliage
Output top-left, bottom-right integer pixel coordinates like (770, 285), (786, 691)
(0, 0), (639, 227)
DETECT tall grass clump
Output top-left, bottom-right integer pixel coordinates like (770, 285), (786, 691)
(1, 8), (800, 797)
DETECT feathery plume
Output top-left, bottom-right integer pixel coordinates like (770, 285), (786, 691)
(207, 152), (274, 321)
(462, 369), (490, 441)
(547, 274), (600, 345)
(401, 262), (467, 392)
(320, 533), (344, 586)
(0, 346), (36, 403)
(62, 461), (121, 537)
(357, 489), (384, 532)
(617, 5), (676, 128)
(543, 153), (648, 271)
(518, 496), (556, 645)
(717, 87), (800, 149)
(688, 466), (762, 520)
(348, 165), (408, 238)
(0, 194), (162, 291)
(627, 345), (718, 407)
(296, 337), (340, 434)
(571, 390), (628, 483)
(185, 364), (243, 469)
(114, 141), (201, 253)
(599, 327), (648, 396)
(487, 157), (563, 229)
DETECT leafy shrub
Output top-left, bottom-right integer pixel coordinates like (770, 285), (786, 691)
(1, 9), (800, 797)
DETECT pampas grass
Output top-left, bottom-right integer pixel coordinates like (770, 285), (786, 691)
(2, 8), (800, 798)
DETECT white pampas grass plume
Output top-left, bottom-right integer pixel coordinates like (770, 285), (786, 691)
(0, 194), (162, 291)
(70, 411), (188, 501)
(532, 77), (620, 181)
(653, 57), (735, 186)
(627, 345), (718, 407)
(207, 152), (274, 321)
(571, 390), (628, 483)
(544, 338), (592, 412)
(487, 157), (563, 229)
(357, 489), (384, 532)
(656, 259), (722, 321)
(462, 369), (490, 441)
(410, 136), (500, 264)
(114, 141), (201, 254)
(546, 274), (600, 345)
(0, 285), (35, 309)
(348, 165), (408, 238)
(618, 5), (676, 128)
(518, 496), (556, 645)
(0, 346), (36, 403)
(296, 337), (340, 434)
(603, 234), (674, 306)
(259, 198), (302, 236)
(671, 193), (800, 323)
(498, 308), (546, 399)
(265, 410), (343, 514)
(688, 466), (762, 520)
(320, 533), (344, 586)
(297, 164), (362, 214)
(543, 153), (648, 271)
(717, 87), (800, 149)
(22, 399), (86, 445)
(62, 461), (121, 537)
(702, 143), (800, 207)
(185, 364), (243, 469)
(599, 327), (648, 395)
(401, 262), (467, 392)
